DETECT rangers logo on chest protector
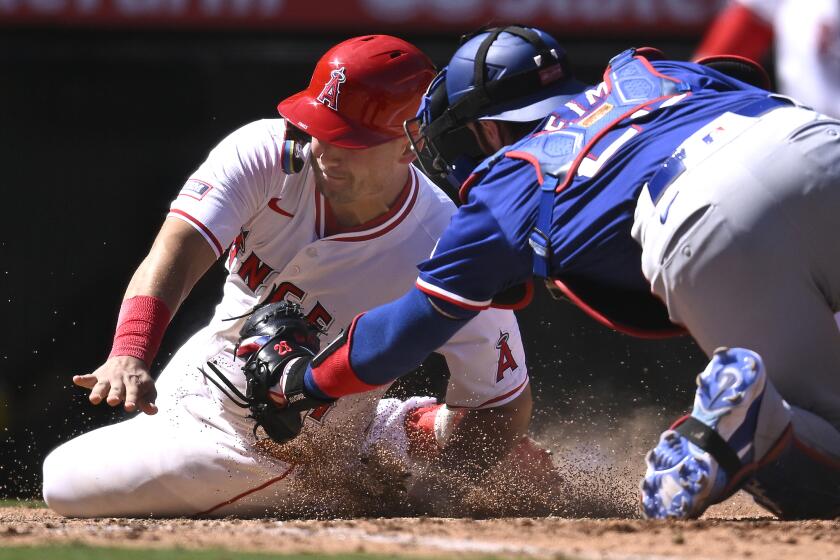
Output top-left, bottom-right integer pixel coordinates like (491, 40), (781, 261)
(317, 67), (347, 111)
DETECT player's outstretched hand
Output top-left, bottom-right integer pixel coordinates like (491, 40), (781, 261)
(73, 356), (158, 415)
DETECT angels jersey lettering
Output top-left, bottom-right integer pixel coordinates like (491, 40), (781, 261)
(168, 119), (528, 409)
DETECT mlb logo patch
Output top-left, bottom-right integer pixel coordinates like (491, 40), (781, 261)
(180, 179), (213, 201)
(702, 126), (726, 144)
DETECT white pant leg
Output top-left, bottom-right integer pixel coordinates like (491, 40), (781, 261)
(42, 334), (296, 518)
(42, 394), (296, 517)
(43, 322), (420, 518)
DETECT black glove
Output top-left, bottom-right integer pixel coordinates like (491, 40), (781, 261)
(201, 301), (334, 444)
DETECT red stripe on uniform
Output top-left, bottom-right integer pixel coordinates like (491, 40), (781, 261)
(314, 189), (323, 238)
(310, 314), (381, 398)
(195, 463), (296, 516)
(475, 376), (529, 408)
(327, 170), (418, 242)
(268, 197), (295, 218)
(168, 209), (224, 256)
(415, 281), (489, 311)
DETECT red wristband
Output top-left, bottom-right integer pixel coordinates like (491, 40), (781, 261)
(108, 295), (173, 367)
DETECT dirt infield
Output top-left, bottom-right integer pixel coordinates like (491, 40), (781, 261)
(7, 410), (837, 558)
(2, 499), (839, 560)
(7, 413), (838, 559)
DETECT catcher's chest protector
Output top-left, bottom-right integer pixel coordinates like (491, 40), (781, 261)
(466, 50), (691, 336)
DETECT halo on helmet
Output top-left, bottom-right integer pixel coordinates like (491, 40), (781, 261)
(278, 34), (435, 150)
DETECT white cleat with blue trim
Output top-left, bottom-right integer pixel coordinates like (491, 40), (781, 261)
(640, 347), (767, 519)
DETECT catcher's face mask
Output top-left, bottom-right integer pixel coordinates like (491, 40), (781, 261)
(404, 69), (485, 201)
(404, 25), (586, 204)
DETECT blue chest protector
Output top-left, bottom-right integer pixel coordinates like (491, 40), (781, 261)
(465, 50), (689, 336)
(460, 51), (787, 337)
(522, 51), (688, 277)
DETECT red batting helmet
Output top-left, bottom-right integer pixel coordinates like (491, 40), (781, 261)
(277, 35), (435, 149)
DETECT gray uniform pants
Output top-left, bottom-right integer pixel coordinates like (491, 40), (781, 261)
(633, 105), (840, 454)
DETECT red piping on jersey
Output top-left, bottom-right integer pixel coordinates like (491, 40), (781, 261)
(615, 54), (682, 87)
(446, 376), (529, 410)
(505, 57), (686, 196)
(504, 150), (545, 185)
(490, 280), (535, 311)
(195, 462), (295, 516)
(309, 314), (381, 398)
(552, 95), (685, 195)
(168, 209), (224, 256)
(550, 278), (685, 339)
(459, 171), (486, 203)
(267, 197), (295, 218)
(314, 189), (324, 238)
(415, 280), (490, 312)
(324, 170), (411, 236)
(325, 170), (418, 242)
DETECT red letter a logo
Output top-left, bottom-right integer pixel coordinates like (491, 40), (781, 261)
(495, 331), (519, 382)
(316, 67), (347, 111)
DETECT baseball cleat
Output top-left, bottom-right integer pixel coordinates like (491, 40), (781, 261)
(640, 347), (767, 519)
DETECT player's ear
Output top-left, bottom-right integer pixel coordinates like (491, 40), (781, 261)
(470, 121), (504, 155)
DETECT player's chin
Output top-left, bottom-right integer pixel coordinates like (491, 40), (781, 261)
(318, 178), (357, 203)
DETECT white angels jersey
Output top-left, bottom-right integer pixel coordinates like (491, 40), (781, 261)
(168, 119), (528, 409)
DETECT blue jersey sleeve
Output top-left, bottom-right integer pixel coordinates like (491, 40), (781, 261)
(416, 159), (537, 314)
(651, 60), (767, 95)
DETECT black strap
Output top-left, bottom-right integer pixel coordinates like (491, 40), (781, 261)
(442, 25), (565, 133)
(472, 27), (504, 104)
(425, 63), (563, 140)
(675, 416), (743, 478)
(497, 26), (559, 68)
(311, 328), (349, 368)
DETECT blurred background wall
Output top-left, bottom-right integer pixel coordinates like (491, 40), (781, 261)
(0, 0), (736, 498)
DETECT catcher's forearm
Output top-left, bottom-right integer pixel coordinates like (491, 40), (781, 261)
(305, 288), (470, 399)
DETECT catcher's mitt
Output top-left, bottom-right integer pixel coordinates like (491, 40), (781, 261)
(201, 301), (333, 444)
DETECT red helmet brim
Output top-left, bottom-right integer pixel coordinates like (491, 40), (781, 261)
(277, 91), (398, 149)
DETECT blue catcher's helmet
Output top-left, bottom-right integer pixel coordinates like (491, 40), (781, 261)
(405, 25), (587, 200)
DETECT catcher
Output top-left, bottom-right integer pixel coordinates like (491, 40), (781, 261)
(41, 35), (546, 517)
